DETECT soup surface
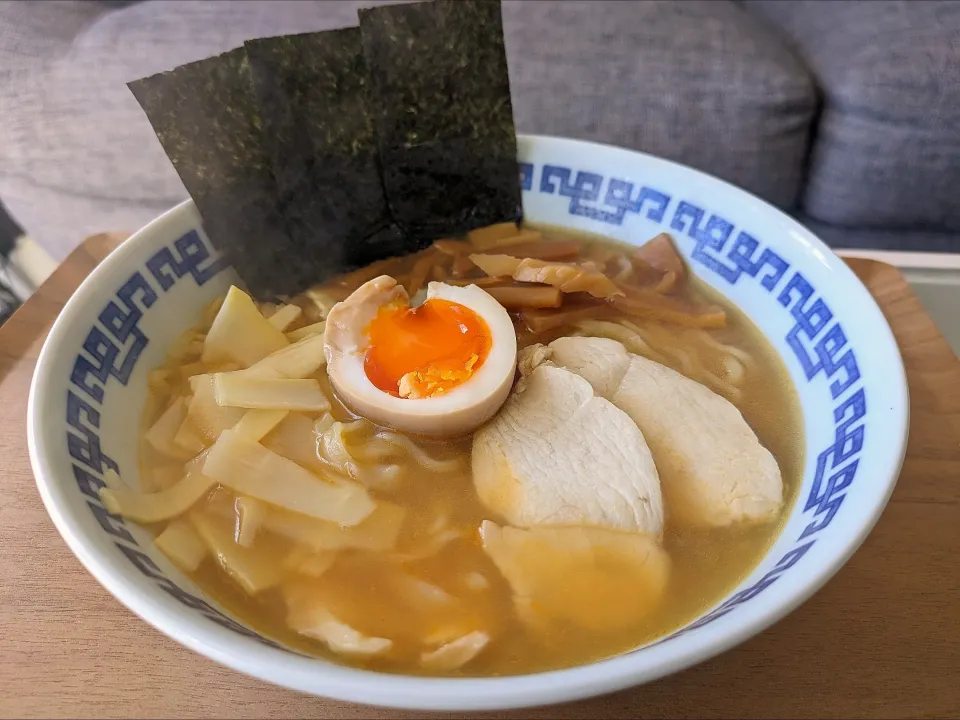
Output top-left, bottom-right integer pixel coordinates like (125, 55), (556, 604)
(119, 225), (803, 676)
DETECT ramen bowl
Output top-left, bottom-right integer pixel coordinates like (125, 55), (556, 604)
(28, 135), (908, 711)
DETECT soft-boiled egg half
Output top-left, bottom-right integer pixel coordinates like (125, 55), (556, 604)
(324, 275), (518, 437)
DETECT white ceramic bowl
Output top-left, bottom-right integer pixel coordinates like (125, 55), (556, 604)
(28, 135), (909, 711)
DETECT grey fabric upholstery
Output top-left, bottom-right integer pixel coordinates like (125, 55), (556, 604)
(504, 1), (816, 211)
(0, 1), (109, 70)
(0, 0), (816, 260)
(0, 1), (406, 260)
(744, 0), (960, 231)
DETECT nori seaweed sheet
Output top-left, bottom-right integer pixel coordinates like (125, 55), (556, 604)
(130, 0), (522, 298)
(244, 29), (419, 278)
(359, 0), (522, 240)
(128, 48), (296, 300)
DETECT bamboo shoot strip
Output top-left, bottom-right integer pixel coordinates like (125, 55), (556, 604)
(202, 430), (376, 527)
(127, 48), (294, 300)
(359, 0), (522, 240)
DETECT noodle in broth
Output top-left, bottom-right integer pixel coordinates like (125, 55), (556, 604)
(120, 225), (802, 676)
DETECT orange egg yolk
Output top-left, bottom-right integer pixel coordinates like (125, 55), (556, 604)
(364, 299), (491, 399)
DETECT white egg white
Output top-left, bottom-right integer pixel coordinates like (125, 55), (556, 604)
(324, 276), (517, 437)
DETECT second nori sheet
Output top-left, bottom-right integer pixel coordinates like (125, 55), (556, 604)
(128, 48), (296, 300)
(244, 29), (420, 279)
(359, 0), (522, 241)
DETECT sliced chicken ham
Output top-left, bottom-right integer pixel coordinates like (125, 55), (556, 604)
(471, 363), (664, 537)
(480, 521), (669, 631)
(546, 336), (784, 527)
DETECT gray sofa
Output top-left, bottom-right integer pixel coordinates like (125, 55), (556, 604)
(1, 0), (958, 262)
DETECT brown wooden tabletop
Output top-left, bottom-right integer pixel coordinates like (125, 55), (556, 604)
(1, 236), (958, 719)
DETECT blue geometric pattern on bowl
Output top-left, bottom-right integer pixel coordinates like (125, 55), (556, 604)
(62, 162), (864, 650)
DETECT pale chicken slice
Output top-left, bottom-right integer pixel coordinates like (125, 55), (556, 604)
(480, 521), (669, 631)
(472, 363), (664, 536)
(547, 336), (783, 527)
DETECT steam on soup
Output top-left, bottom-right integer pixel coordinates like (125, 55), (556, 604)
(102, 225), (802, 676)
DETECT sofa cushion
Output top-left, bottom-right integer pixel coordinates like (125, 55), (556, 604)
(0, 1), (111, 70)
(0, 0), (409, 259)
(0, 0), (816, 259)
(745, 0), (960, 231)
(505, 0), (816, 211)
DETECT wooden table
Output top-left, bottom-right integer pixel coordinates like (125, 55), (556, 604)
(1, 236), (958, 719)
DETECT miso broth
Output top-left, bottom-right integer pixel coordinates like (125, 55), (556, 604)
(124, 225), (803, 676)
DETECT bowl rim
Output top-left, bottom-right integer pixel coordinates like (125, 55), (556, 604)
(27, 134), (909, 711)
